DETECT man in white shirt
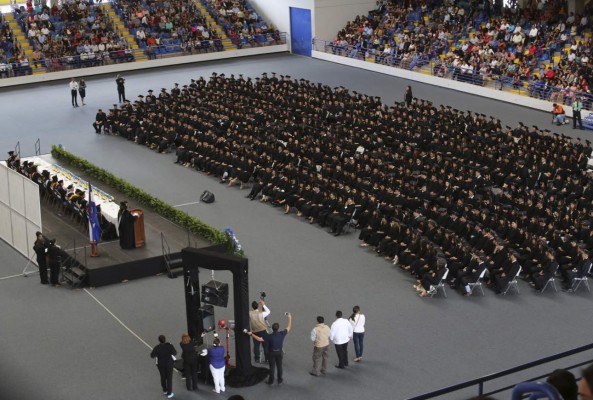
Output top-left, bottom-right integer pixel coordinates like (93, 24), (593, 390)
(70, 78), (79, 107)
(329, 310), (352, 369)
(249, 298), (271, 363)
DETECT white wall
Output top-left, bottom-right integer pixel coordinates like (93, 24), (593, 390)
(314, 0), (376, 41)
(249, 0), (315, 48)
(0, 163), (42, 262)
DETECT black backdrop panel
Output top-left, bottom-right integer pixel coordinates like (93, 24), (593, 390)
(181, 246), (267, 387)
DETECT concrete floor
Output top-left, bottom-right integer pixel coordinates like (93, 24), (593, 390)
(1, 53), (593, 400)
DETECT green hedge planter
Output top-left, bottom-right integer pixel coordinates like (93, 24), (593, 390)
(51, 145), (244, 256)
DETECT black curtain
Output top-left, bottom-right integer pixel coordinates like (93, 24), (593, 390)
(181, 246), (268, 387)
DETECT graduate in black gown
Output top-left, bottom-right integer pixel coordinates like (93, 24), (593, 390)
(118, 201), (136, 249)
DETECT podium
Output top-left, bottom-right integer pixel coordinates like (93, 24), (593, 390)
(131, 209), (145, 248)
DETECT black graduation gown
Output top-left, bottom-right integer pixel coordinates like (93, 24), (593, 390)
(118, 210), (136, 249)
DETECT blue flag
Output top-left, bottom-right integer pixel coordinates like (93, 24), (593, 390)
(87, 182), (102, 243)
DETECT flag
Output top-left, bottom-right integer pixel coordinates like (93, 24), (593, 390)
(87, 182), (102, 243)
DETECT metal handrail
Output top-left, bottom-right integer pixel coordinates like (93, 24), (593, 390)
(161, 232), (174, 278)
(14, 141), (20, 159)
(0, 31), (287, 79)
(34, 139), (41, 156)
(407, 342), (593, 400)
(313, 38), (593, 113)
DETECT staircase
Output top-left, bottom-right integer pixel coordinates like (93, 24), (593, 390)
(161, 233), (183, 278)
(193, 0), (236, 50)
(60, 251), (88, 288)
(4, 13), (45, 75)
(103, 3), (147, 62)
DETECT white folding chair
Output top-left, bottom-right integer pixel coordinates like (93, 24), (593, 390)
(569, 262), (592, 293)
(468, 268), (487, 296)
(539, 264), (560, 294)
(502, 266), (522, 296)
(341, 209), (358, 234)
(428, 267), (449, 298)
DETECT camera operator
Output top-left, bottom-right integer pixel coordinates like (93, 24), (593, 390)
(45, 239), (62, 287)
(249, 293), (270, 364)
(247, 312), (292, 385)
(33, 231), (49, 285)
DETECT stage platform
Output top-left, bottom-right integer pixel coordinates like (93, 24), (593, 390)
(37, 156), (210, 287)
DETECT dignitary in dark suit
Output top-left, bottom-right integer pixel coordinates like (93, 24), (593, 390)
(150, 335), (177, 398)
(117, 201), (136, 249)
(46, 239), (62, 287)
(33, 231), (48, 284)
(93, 109), (107, 133)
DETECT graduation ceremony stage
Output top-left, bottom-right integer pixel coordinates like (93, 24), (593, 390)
(35, 156), (209, 287)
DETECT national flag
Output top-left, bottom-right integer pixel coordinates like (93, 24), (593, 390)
(87, 182), (102, 243)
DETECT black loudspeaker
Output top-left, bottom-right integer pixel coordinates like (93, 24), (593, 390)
(201, 280), (229, 307)
(200, 190), (215, 203)
(198, 305), (215, 332)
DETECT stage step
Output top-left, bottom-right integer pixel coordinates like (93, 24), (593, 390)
(165, 257), (183, 278)
(62, 266), (87, 288)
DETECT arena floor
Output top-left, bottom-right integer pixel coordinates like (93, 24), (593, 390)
(1, 53), (592, 400)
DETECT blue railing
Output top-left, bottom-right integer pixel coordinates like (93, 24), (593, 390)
(313, 38), (593, 113)
(406, 342), (593, 399)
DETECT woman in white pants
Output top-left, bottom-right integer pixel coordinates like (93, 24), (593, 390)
(207, 338), (226, 393)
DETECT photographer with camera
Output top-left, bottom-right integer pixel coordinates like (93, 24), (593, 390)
(45, 239), (62, 287)
(249, 292), (271, 364)
(246, 312), (292, 385)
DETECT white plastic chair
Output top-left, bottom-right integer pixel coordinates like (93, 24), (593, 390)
(428, 267), (449, 298)
(502, 266), (522, 296)
(468, 267), (487, 296)
(568, 262), (592, 293)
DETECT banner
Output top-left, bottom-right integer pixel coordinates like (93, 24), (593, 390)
(87, 182), (102, 243)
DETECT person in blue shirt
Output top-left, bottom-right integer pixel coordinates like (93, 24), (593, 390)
(249, 312), (292, 385)
(207, 337), (226, 393)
